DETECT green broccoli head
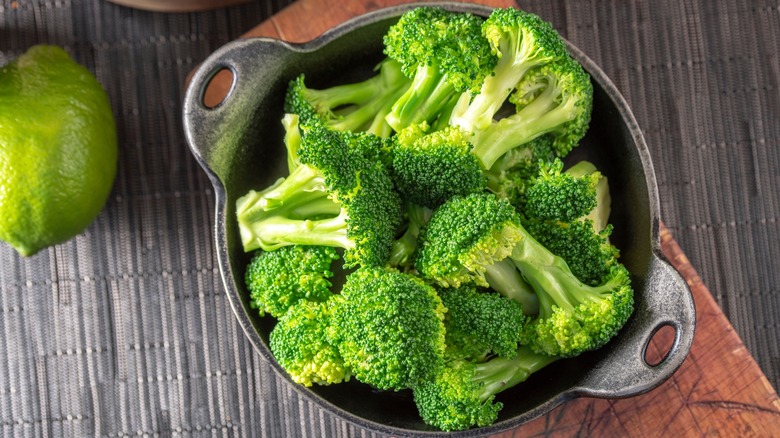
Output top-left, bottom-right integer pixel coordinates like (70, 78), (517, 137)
(449, 7), (569, 134)
(416, 192), (633, 359)
(236, 123), (402, 268)
(269, 298), (351, 386)
(484, 135), (556, 209)
(383, 7), (495, 130)
(520, 264), (634, 357)
(415, 193), (524, 289)
(331, 267), (447, 391)
(245, 245), (339, 318)
(525, 158), (600, 222)
(413, 357), (502, 432)
(390, 122), (485, 208)
(413, 346), (557, 431)
(522, 218), (619, 286)
(438, 285), (527, 360)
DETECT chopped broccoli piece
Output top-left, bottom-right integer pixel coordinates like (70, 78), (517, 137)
(331, 267), (447, 391)
(270, 298), (351, 386)
(416, 193), (633, 358)
(449, 7), (569, 134)
(565, 160), (612, 232)
(285, 59), (409, 137)
(525, 158), (600, 222)
(484, 135), (556, 209)
(413, 346), (557, 431)
(245, 245), (339, 318)
(389, 122), (485, 208)
(521, 160), (618, 286)
(236, 123), (402, 267)
(438, 285), (527, 360)
(469, 57), (593, 168)
(383, 7), (496, 131)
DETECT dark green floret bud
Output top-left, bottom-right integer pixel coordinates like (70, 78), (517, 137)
(245, 245), (339, 318)
(331, 267), (447, 391)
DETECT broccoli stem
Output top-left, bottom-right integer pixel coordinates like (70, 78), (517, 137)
(241, 210), (353, 252)
(472, 95), (577, 169)
(449, 48), (542, 133)
(282, 114), (302, 173)
(386, 64), (456, 131)
(471, 346), (558, 401)
(509, 231), (614, 319)
(388, 204), (432, 268)
(483, 259), (539, 315)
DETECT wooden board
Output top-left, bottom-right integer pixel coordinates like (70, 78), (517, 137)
(207, 0), (780, 435)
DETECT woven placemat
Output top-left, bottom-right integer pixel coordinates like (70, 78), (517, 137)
(0, 0), (778, 436)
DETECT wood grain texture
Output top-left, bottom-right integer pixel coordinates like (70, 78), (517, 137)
(217, 0), (780, 435)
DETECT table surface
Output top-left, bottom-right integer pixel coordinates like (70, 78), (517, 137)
(1, 0), (779, 436)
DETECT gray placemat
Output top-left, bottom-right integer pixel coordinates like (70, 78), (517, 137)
(1, 0), (778, 436)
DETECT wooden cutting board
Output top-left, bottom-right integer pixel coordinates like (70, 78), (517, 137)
(205, 0), (780, 435)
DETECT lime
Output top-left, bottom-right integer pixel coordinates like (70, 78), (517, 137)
(0, 45), (117, 256)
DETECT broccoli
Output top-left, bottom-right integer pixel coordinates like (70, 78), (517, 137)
(388, 201), (432, 270)
(448, 7), (569, 134)
(565, 160), (611, 232)
(389, 122), (485, 208)
(245, 245), (339, 318)
(484, 135), (556, 209)
(269, 297), (351, 386)
(438, 285), (527, 361)
(468, 57), (593, 169)
(414, 192), (539, 314)
(413, 346), (557, 431)
(383, 7), (496, 131)
(524, 158), (600, 222)
(330, 266), (447, 391)
(236, 123), (402, 267)
(284, 59), (409, 137)
(416, 192), (633, 357)
(521, 160), (618, 286)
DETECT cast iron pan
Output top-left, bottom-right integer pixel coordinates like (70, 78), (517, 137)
(182, 3), (696, 436)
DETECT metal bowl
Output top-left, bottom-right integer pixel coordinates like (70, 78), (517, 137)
(182, 3), (696, 436)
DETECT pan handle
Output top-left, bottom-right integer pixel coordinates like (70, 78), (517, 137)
(578, 254), (696, 398)
(182, 38), (293, 182)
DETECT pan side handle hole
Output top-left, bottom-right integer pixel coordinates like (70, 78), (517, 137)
(643, 323), (677, 367)
(202, 67), (235, 109)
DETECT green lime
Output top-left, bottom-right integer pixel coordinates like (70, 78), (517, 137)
(0, 45), (117, 256)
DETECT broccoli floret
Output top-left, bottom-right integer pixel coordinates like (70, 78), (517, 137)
(521, 160), (618, 286)
(383, 7), (496, 131)
(285, 59), (409, 137)
(269, 298), (351, 386)
(524, 158), (600, 222)
(389, 122), (485, 208)
(414, 192), (539, 314)
(416, 193), (633, 358)
(522, 218), (619, 286)
(388, 201), (432, 270)
(469, 57), (593, 168)
(565, 160), (611, 232)
(484, 135), (556, 209)
(438, 285), (527, 360)
(413, 346), (557, 431)
(449, 7), (569, 134)
(236, 123), (402, 267)
(245, 245), (339, 318)
(331, 267), (447, 391)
